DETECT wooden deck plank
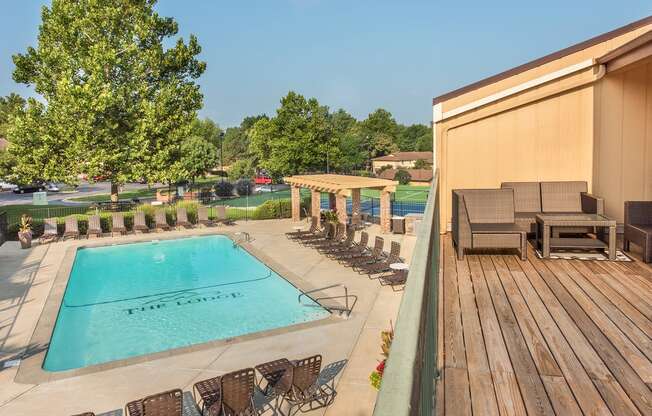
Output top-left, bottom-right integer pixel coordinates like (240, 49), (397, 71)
(467, 255), (527, 416)
(504, 255), (611, 416)
(565, 260), (652, 361)
(479, 256), (555, 416)
(445, 367), (472, 416)
(590, 262), (652, 318)
(549, 260), (652, 384)
(570, 260), (652, 340)
(529, 254), (652, 415)
(455, 251), (500, 416)
(599, 261), (652, 306)
(436, 236), (446, 416)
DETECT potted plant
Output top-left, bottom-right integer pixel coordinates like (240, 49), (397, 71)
(369, 322), (394, 390)
(18, 214), (33, 249)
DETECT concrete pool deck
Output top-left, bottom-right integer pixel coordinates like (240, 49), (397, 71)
(0, 219), (414, 415)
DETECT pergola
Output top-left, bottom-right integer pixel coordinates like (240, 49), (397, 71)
(284, 174), (399, 233)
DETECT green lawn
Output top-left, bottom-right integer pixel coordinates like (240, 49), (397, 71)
(361, 185), (430, 202)
(0, 204), (91, 225)
(69, 188), (157, 202)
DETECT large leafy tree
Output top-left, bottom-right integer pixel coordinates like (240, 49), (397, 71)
(0, 93), (26, 138)
(249, 92), (338, 178)
(396, 124), (432, 151)
(222, 114), (267, 165)
(178, 135), (217, 183)
(9, 0), (205, 200)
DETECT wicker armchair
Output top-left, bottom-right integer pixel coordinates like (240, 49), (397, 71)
(451, 189), (527, 260)
(624, 201), (652, 263)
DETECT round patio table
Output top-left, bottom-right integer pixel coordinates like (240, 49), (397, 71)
(390, 262), (409, 271)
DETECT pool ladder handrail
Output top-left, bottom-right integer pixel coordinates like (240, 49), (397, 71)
(233, 232), (252, 248)
(298, 284), (357, 318)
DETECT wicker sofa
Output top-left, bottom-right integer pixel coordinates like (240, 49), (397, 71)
(452, 188), (527, 260)
(500, 181), (604, 234)
(624, 201), (652, 263)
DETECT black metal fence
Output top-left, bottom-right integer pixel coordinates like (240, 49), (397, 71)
(0, 211), (6, 247)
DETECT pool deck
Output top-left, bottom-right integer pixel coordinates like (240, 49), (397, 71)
(0, 219), (415, 415)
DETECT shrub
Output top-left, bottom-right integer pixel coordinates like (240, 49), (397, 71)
(235, 179), (254, 196)
(214, 180), (234, 197)
(394, 169), (411, 185)
(252, 199), (291, 220)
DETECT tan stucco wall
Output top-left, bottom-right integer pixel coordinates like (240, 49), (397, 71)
(593, 59), (652, 223)
(372, 160), (415, 171)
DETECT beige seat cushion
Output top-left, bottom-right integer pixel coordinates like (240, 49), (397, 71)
(541, 181), (587, 213)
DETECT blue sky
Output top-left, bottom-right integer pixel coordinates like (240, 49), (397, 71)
(1, 1), (651, 126)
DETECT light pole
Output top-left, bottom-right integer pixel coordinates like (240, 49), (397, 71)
(219, 131), (225, 181)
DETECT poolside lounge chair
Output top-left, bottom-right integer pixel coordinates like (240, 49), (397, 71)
(255, 358), (294, 397)
(40, 217), (59, 244)
(287, 217), (318, 239)
(355, 241), (402, 276)
(63, 216), (79, 240)
(342, 236), (384, 267)
(198, 206), (214, 227)
(328, 231), (369, 260)
(193, 375), (222, 416)
(111, 213), (127, 236)
(319, 228), (354, 254)
(221, 368), (257, 416)
(379, 269), (408, 291)
(215, 205), (233, 225)
(155, 210), (170, 232)
(276, 355), (334, 415)
(312, 224), (347, 250)
(293, 222), (327, 243)
(305, 223), (339, 248)
(125, 388), (183, 416)
(133, 211), (150, 233)
(175, 207), (192, 229)
(86, 215), (102, 238)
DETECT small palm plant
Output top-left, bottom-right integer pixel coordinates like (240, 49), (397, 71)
(18, 214), (33, 249)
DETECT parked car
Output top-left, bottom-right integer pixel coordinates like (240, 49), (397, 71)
(0, 181), (17, 191)
(13, 183), (46, 194)
(45, 182), (60, 192)
(255, 183), (289, 193)
(254, 174), (272, 185)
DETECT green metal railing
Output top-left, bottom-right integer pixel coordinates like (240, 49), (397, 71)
(373, 170), (440, 415)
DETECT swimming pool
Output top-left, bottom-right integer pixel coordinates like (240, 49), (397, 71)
(43, 235), (329, 371)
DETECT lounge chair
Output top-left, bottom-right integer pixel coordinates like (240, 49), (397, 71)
(319, 228), (354, 254)
(215, 205), (233, 225)
(133, 211), (150, 233)
(221, 368), (257, 416)
(329, 231), (369, 260)
(39, 217), (59, 244)
(125, 388), (183, 416)
(198, 206), (214, 227)
(287, 217), (318, 239)
(294, 223), (328, 243)
(193, 375), (222, 416)
(86, 215), (102, 238)
(111, 213), (127, 236)
(175, 207), (192, 229)
(312, 224), (347, 250)
(624, 201), (652, 263)
(379, 269), (408, 291)
(155, 210), (170, 232)
(303, 223), (337, 247)
(342, 236), (384, 267)
(355, 241), (402, 276)
(276, 355), (334, 415)
(255, 358), (293, 397)
(63, 216), (79, 240)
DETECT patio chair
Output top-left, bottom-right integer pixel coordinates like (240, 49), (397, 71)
(221, 367), (257, 416)
(329, 231), (369, 260)
(193, 375), (222, 416)
(342, 236), (384, 267)
(255, 358), (294, 397)
(305, 223), (340, 248)
(287, 217), (318, 239)
(215, 205), (233, 225)
(294, 223), (329, 243)
(111, 212), (127, 236)
(624, 201), (652, 263)
(155, 210), (170, 232)
(133, 211), (150, 233)
(379, 269), (408, 291)
(319, 227), (354, 254)
(313, 223), (347, 250)
(276, 355), (334, 415)
(86, 215), (102, 238)
(175, 207), (192, 229)
(198, 206), (214, 227)
(39, 217), (59, 244)
(125, 388), (183, 416)
(63, 216), (79, 240)
(355, 241), (401, 276)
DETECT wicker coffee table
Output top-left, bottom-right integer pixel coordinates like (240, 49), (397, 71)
(535, 214), (617, 260)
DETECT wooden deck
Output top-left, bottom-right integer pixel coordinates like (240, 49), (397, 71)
(437, 234), (652, 416)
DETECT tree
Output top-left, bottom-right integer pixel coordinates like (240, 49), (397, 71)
(0, 150), (17, 180)
(222, 115), (267, 166)
(413, 159), (431, 169)
(9, 0), (205, 201)
(179, 136), (218, 183)
(190, 118), (222, 148)
(0, 93), (25, 138)
(396, 124), (431, 151)
(358, 109), (399, 167)
(228, 159), (255, 181)
(394, 169), (411, 185)
(249, 91), (338, 178)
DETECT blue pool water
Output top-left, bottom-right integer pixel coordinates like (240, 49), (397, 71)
(43, 235), (329, 371)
